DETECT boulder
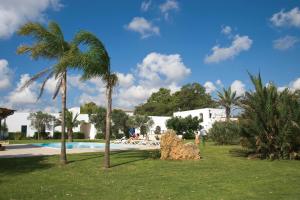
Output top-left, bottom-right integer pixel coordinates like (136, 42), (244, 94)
(160, 130), (200, 160)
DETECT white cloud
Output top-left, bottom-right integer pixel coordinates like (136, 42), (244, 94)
(137, 52), (191, 86)
(270, 7), (300, 28)
(204, 81), (216, 94)
(159, 0), (179, 20)
(216, 79), (223, 86)
(291, 78), (300, 90)
(205, 35), (253, 63)
(141, 0), (151, 12)
(0, 0), (62, 39)
(125, 17), (160, 39)
(8, 74), (38, 104)
(231, 80), (246, 97)
(221, 26), (232, 35)
(273, 35), (299, 50)
(44, 76), (58, 94)
(74, 52), (190, 109)
(116, 73), (134, 88)
(0, 59), (12, 90)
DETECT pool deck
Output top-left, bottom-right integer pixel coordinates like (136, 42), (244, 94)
(0, 144), (159, 158)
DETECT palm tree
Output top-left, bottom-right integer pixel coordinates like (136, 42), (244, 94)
(66, 31), (116, 168)
(217, 87), (240, 120)
(17, 21), (75, 165)
(103, 73), (118, 168)
(57, 110), (80, 142)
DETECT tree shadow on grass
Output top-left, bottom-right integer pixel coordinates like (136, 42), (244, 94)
(229, 148), (253, 158)
(110, 150), (160, 168)
(0, 156), (54, 176)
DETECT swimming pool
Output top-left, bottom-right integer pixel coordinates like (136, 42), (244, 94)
(33, 142), (138, 150)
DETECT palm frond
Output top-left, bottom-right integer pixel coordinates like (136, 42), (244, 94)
(19, 67), (52, 91)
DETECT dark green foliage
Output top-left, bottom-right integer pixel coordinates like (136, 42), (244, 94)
(8, 132), (26, 140)
(209, 121), (240, 145)
(80, 102), (99, 116)
(127, 115), (154, 136)
(89, 106), (107, 134)
(154, 126), (161, 135)
(173, 83), (216, 111)
(73, 132), (85, 139)
(217, 87), (240, 120)
(239, 74), (300, 160)
(28, 111), (55, 140)
(135, 83), (216, 116)
(111, 109), (129, 138)
(95, 132), (105, 139)
(53, 132), (63, 139)
(34, 132), (50, 140)
(166, 115), (201, 139)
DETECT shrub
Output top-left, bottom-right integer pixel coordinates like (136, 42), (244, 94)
(52, 132), (67, 139)
(239, 74), (300, 160)
(95, 132), (104, 139)
(34, 132), (50, 139)
(209, 121), (240, 145)
(8, 132), (26, 140)
(73, 132), (85, 139)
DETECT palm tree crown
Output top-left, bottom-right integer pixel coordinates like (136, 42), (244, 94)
(217, 87), (240, 120)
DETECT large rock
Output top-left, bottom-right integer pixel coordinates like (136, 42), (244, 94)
(160, 130), (200, 160)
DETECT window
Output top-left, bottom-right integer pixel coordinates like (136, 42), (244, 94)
(21, 125), (27, 134)
(199, 113), (203, 120)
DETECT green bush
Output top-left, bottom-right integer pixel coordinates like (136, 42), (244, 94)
(33, 132), (50, 140)
(52, 132), (67, 139)
(239, 74), (300, 160)
(95, 132), (104, 139)
(73, 132), (85, 139)
(8, 132), (26, 140)
(209, 121), (240, 145)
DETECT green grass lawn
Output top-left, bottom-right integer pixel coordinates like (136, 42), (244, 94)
(0, 143), (299, 200)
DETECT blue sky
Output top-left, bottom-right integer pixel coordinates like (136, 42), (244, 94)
(0, 0), (300, 112)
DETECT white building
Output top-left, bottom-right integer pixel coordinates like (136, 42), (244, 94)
(173, 108), (226, 130)
(5, 107), (226, 139)
(6, 107), (98, 139)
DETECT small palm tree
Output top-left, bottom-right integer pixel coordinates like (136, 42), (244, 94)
(217, 87), (240, 120)
(17, 21), (79, 165)
(57, 110), (80, 142)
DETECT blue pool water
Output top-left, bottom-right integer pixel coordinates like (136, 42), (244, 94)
(33, 142), (137, 150)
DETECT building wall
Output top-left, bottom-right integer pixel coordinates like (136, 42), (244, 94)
(6, 112), (58, 137)
(173, 108), (226, 131)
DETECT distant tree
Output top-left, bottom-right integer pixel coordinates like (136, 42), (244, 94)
(90, 107), (107, 136)
(173, 83), (216, 111)
(217, 87), (240, 120)
(154, 126), (161, 135)
(135, 88), (174, 116)
(57, 110), (81, 142)
(135, 83), (216, 116)
(80, 102), (99, 117)
(111, 109), (129, 138)
(28, 111), (54, 140)
(166, 115), (201, 139)
(127, 115), (154, 138)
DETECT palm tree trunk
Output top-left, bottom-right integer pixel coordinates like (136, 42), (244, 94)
(68, 128), (73, 142)
(60, 72), (67, 165)
(225, 107), (230, 121)
(104, 85), (112, 169)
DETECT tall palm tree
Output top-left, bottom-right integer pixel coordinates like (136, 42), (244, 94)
(17, 21), (74, 165)
(217, 87), (240, 120)
(65, 31), (116, 168)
